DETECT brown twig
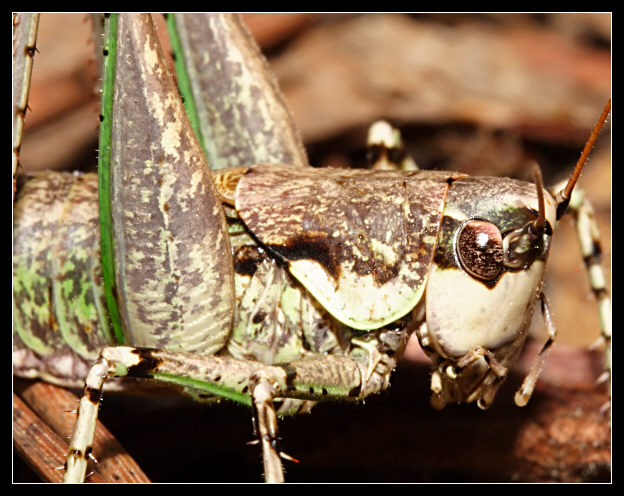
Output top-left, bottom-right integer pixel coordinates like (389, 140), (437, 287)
(14, 379), (150, 483)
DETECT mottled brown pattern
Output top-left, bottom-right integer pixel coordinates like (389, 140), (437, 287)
(50, 173), (113, 356)
(172, 14), (308, 169)
(229, 242), (345, 364)
(444, 176), (554, 231)
(432, 176), (556, 279)
(109, 15), (234, 355)
(14, 172), (113, 366)
(234, 163), (466, 329)
(14, 172), (76, 355)
(236, 163), (463, 289)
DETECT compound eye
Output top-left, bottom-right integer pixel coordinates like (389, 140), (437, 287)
(456, 220), (504, 281)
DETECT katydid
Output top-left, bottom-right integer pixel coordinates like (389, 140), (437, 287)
(13, 13), (610, 482)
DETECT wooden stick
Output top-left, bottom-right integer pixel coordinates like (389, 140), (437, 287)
(14, 380), (150, 483)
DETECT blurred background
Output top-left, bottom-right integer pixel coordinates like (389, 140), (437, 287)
(14, 13), (611, 482)
(18, 12), (611, 349)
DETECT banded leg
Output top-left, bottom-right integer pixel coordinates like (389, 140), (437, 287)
(568, 188), (612, 405)
(64, 346), (278, 483)
(64, 346), (387, 483)
(12, 13), (39, 200)
(64, 355), (114, 482)
(367, 120), (419, 171)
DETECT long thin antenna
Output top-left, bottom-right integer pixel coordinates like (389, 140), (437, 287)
(530, 162), (545, 235)
(556, 98), (611, 219)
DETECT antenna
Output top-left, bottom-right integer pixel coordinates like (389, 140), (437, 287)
(556, 98), (611, 220)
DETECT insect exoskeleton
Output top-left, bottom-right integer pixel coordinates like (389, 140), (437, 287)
(218, 159), (557, 412)
(13, 12), (609, 483)
(420, 175), (557, 409)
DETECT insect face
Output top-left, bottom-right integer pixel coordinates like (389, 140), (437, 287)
(420, 175), (557, 409)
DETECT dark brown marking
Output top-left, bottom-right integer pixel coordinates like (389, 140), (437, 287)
(127, 348), (163, 378)
(366, 144), (384, 165)
(71, 448), (85, 459)
(85, 386), (101, 404)
(556, 198), (570, 220)
(593, 287), (608, 299)
(252, 311), (266, 324)
(234, 245), (265, 277)
(277, 364), (297, 389)
(225, 216), (243, 226)
(583, 240), (603, 268)
(348, 385), (361, 398)
(268, 231), (341, 281)
(388, 146), (408, 165)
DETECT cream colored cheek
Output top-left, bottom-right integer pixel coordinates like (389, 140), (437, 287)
(425, 261), (545, 357)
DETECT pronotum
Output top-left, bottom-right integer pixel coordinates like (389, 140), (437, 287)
(13, 13), (608, 482)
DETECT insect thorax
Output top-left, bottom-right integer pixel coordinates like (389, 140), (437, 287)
(225, 205), (412, 370)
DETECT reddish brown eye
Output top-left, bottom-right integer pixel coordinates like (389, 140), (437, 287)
(456, 220), (504, 281)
